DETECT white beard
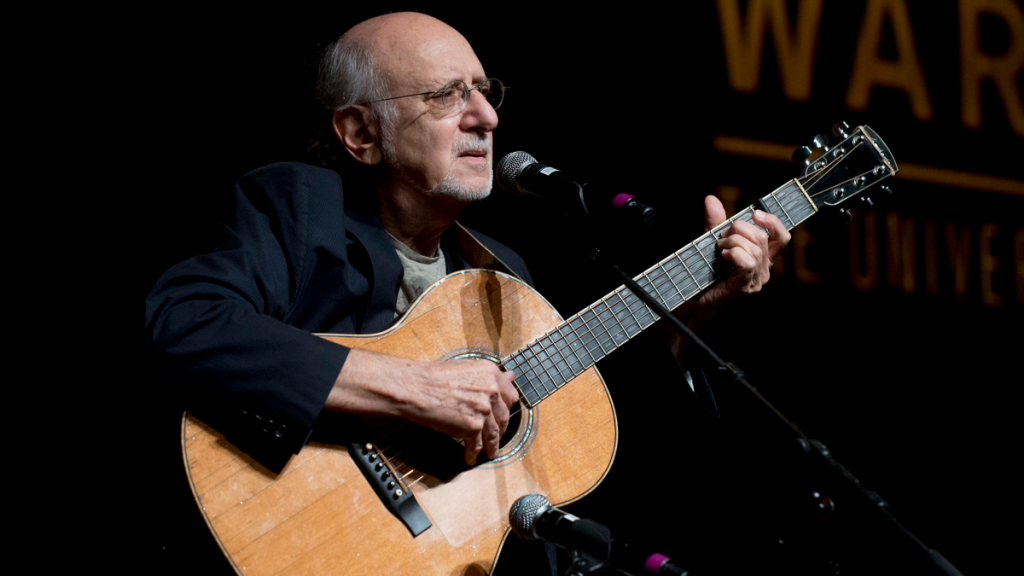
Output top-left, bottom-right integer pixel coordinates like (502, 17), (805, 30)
(381, 131), (493, 202)
(430, 163), (493, 202)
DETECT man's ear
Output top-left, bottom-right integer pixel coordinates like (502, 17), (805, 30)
(332, 106), (382, 166)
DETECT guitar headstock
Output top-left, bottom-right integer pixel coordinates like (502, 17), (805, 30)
(795, 124), (898, 210)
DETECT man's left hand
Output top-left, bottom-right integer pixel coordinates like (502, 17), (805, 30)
(695, 195), (791, 311)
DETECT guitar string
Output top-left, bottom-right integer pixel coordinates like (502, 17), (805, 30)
(492, 292), (653, 418)
(795, 150), (845, 191)
(511, 273), (647, 388)
(377, 437), (443, 483)
(372, 409), (493, 472)
(771, 177), (815, 223)
(512, 291), (651, 404)
(774, 182), (815, 221)
(807, 168), (876, 201)
(767, 185), (812, 228)
(543, 324), (591, 388)
(774, 178), (815, 225)
(796, 140), (868, 198)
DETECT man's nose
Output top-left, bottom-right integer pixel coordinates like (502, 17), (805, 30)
(461, 89), (499, 132)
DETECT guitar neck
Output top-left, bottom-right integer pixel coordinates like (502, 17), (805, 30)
(503, 179), (818, 407)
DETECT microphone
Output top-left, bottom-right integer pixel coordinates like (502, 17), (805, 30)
(509, 494), (689, 575)
(496, 152), (656, 226)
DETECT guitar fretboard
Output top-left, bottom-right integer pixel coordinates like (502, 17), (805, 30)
(503, 180), (817, 406)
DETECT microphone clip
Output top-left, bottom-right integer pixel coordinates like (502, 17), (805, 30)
(559, 518), (614, 576)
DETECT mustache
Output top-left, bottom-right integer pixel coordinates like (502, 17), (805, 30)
(453, 135), (491, 155)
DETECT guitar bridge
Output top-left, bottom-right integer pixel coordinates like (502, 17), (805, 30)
(349, 442), (432, 536)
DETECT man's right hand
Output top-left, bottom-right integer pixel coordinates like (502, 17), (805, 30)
(325, 348), (520, 465)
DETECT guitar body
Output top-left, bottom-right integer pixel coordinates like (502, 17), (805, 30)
(182, 269), (619, 576)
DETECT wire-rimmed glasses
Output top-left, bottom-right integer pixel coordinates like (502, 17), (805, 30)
(361, 78), (506, 115)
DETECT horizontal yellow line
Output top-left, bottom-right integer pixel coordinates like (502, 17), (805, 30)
(712, 135), (1024, 197)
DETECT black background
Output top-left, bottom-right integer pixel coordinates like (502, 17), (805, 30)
(69, 3), (1023, 575)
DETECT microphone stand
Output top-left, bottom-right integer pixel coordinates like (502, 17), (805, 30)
(565, 203), (963, 576)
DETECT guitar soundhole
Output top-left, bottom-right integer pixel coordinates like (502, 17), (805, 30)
(499, 402), (523, 449)
(440, 348), (537, 464)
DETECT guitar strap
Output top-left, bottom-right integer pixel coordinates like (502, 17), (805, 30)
(454, 222), (524, 282)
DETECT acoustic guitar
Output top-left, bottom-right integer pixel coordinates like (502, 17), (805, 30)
(181, 124), (897, 575)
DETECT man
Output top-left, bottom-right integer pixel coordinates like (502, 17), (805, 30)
(145, 12), (790, 568)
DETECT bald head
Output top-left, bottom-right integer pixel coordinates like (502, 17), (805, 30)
(341, 13), (479, 91)
(343, 12), (462, 45)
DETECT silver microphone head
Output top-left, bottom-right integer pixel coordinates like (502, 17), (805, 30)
(496, 151), (537, 196)
(508, 493), (550, 540)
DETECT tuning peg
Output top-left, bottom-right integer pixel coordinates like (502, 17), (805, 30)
(792, 146), (813, 166)
(842, 208), (855, 224)
(812, 134), (830, 151)
(860, 185), (895, 210)
(832, 121), (850, 138)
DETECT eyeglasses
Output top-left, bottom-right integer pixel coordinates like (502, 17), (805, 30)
(361, 78), (506, 115)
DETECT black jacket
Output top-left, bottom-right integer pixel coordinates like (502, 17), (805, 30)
(145, 162), (531, 470)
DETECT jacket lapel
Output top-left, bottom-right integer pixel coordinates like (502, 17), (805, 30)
(343, 210), (402, 334)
